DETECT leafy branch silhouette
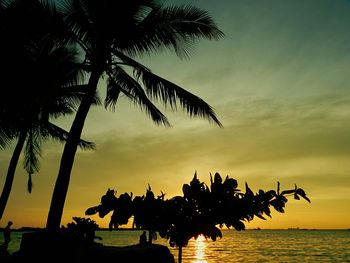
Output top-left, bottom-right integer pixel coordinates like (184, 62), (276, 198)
(86, 171), (310, 263)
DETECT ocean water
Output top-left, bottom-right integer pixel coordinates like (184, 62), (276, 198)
(2, 229), (350, 262)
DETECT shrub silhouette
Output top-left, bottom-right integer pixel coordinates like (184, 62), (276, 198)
(66, 216), (101, 245)
(86, 171), (310, 263)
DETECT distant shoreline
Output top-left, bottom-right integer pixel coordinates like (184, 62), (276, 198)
(2, 227), (349, 232)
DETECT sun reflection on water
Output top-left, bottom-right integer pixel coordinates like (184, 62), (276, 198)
(193, 235), (208, 263)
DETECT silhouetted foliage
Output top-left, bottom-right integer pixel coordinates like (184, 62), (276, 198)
(0, 0), (95, 221)
(86, 171), (310, 263)
(66, 216), (101, 245)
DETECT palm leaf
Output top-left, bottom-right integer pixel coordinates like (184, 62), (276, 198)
(141, 70), (222, 126)
(57, 0), (94, 54)
(107, 67), (170, 126)
(0, 0), (11, 10)
(0, 126), (14, 149)
(113, 51), (222, 126)
(23, 129), (42, 193)
(44, 122), (96, 151)
(120, 4), (224, 58)
(46, 85), (101, 120)
(27, 173), (33, 194)
(105, 78), (121, 111)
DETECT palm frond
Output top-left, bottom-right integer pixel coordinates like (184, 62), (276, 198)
(40, 0), (72, 45)
(14, 34), (86, 120)
(23, 129), (41, 192)
(57, 0), (92, 54)
(32, 36), (85, 89)
(0, 127), (15, 149)
(119, 4), (224, 58)
(0, 0), (12, 9)
(43, 122), (96, 151)
(46, 43), (85, 88)
(107, 67), (170, 127)
(140, 70), (222, 127)
(105, 78), (121, 111)
(61, 84), (101, 106)
(113, 51), (222, 127)
(45, 83), (101, 120)
(27, 173), (33, 193)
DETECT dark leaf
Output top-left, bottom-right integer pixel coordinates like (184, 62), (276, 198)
(245, 182), (254, 197)
(85, 206), (99, 215)
(27, 173), (33, 194)
(280, 189), (295, 195)
(294, 193), (300, 200)
(296, 188), (311, 203)
(214, 172), (222, 184)
(233, 220), (245, 231)
(256, 213), (266, 220)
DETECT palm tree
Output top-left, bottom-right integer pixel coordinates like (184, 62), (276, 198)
(0, 0), (95, 221)
(0, 0), (15, 150)
(46, 0), (224, 230)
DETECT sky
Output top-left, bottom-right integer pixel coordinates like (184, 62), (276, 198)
(1, 0), (350, 230)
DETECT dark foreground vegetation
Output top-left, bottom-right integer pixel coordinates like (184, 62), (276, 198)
(86, 172), (310, 262)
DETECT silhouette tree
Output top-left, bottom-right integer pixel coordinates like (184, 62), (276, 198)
(46, 0), (224, 230)
(66, 216), (101, 245)
(0, 0), (94, 221)
(86, 172), (310, 263)
(0, 1), (16, 149)
(132, 185), (166, 243)
(85, 188), (134, 230)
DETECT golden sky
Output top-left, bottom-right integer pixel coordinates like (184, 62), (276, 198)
(1, 0), (350, 229)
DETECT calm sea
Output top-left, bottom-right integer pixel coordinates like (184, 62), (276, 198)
(2, 229), (350, 262)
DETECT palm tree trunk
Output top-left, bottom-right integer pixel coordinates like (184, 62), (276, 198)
(46, 70), (101, 230)
(0, 131), (27, 221)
